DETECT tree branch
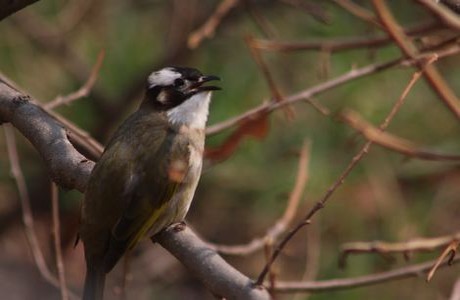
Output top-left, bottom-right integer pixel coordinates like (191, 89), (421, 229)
(0, 81), (93, 192)
(373, 0), (460, 120)
(339, 232), (460, 268)
(416, 0), (460, 31)
(251, 21), (440, 53)
(273, 256), (460, 293)
(208, 141), (310, 255)
(0, 0), (40, 21)
(206, 44), (460, 136)
(156, 226), (270, 300)
(256, 56), (432, 285)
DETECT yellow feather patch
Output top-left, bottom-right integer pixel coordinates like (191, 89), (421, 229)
(127, 202), (168, 250)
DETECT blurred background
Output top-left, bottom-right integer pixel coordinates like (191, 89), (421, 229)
(1, 0), (460, 299)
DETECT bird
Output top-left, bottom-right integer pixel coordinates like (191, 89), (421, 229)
(79, 66), (220, 300)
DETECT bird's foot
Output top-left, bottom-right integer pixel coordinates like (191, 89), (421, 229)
(171, 221), (187, 232)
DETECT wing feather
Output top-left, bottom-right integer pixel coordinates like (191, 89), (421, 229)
(102, 124), (191, 271)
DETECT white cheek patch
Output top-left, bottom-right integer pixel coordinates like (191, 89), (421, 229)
(157, 90), (168, 103)
(148, 68), (181, 87)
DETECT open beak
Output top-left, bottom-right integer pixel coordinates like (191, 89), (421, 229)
(191, 75), (221, 92)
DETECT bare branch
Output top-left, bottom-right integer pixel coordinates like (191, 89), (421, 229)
(155, 226), (270, 300)
(427, 239), (459, 282)
(244, 0), (277, 38)
(45, 50), (105, 110)
(0, 81), (94, 191)
(4, 125), (78, 300)
(332, 0), (381, 27)
(0, 0), (40, 20)
(246, 35), (294, 118)
(280, 0), (330, 24)
(373, 0), (460, 120)
(9, 10), (117, 124)
(339, 109), (460, 161)
(206, 44), (460, 136)
(188, 0), (240, 49)
(339, 232), (460, 267)
(273, 256), (460, 293)
(209, 141), (311, 255)
(51, 182), (69, 300)
(256, 57), (432, 285)
(416, 0), (460, 31)
(440, 0), (460, 14)
(292, 223), (321, 300)
(251, 21), (440, 53)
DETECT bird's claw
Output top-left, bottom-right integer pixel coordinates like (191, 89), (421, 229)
(171, 221), (187, 232)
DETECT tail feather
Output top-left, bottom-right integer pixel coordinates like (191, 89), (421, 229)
(83, 265), (106, 300)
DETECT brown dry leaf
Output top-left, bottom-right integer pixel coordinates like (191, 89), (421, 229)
(205, 111), (269, 161)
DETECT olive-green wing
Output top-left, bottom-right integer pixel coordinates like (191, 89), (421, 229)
(102, 131), (191, 272)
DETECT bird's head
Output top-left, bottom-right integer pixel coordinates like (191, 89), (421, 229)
(143, 67), (221, 128)
(144, 67), (220, 110)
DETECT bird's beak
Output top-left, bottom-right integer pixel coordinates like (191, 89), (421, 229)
(191, 75), (221, 92)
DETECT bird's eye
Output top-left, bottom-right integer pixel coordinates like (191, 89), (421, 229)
(174, 78), (185, 87)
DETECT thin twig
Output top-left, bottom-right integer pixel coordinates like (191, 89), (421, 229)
(427, 239), (460, 282)
(280, 0), (330, 24)
(246, 35), (294, 119)
(273, 256), (460, 292)
(264, 240), (276, 295)
(416, 0), (460, 31)
(332, 0), (382, 28)
(251, 21), (441, 53)
(206, 44), (460, 136)
(57, 0), (95, 33)
(4, 125), (56, 283)
(209, 141), (311, 255)
(339, 108), (460, 161)
(244, 0), (277, 38)
(45, 50), (105, 110)
(3, 125), (78, 299)
(255, 55), (435, 286)
(188, 0), (239, 49)
(51, 182), (69, 300)
(0, 72), (103, 159)
(340, 232), (460, 267)
(292, 222), (321, 300)
(440, 0), (460, 14)
(373, 0), (460, 120)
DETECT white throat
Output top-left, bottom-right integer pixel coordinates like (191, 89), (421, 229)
(166, 92), (212, 129)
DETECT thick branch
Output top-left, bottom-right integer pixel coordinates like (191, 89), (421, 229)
(156, 227), (270, 300)
(0, 81), (93, 191)
(0, 0), (40, 20)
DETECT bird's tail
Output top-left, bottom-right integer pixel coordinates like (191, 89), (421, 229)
(83, 264), (106, 300)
